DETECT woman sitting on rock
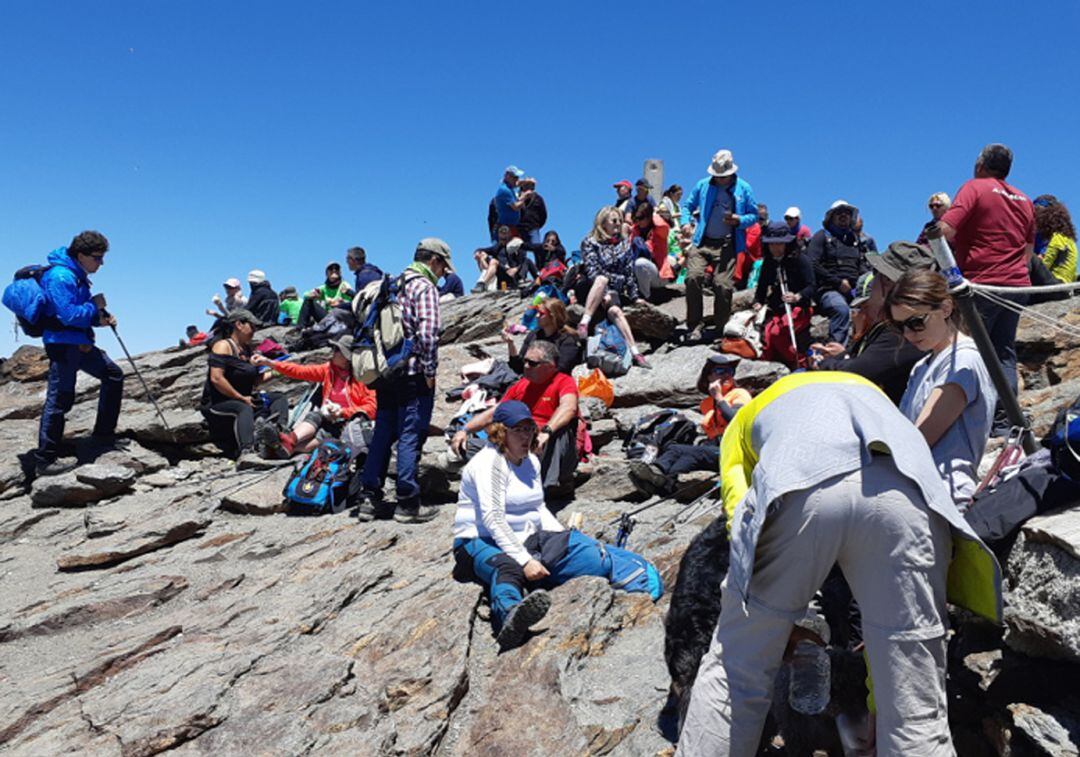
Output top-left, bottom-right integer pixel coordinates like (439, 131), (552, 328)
(199, 309), (289, 459)
(575, 206), (652, 369)
(502, 297), (581, 376)
(452, 401), (662, 650)
(887, 269), (997, 509)
(752, 221), (816, 368)
(250, 335), (377, 458)
(629, 353), (751, 496)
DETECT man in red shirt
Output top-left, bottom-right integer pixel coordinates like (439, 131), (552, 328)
(939, 143), (1035, 432)
(452, 341), (579, 497)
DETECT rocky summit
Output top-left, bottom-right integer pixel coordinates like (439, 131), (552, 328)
(1, 288), (1078, 755)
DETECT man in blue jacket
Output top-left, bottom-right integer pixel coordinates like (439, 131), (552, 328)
(34, 231), (125, 476)
(680, 150), (758, 341)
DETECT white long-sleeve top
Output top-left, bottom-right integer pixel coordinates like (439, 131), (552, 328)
(452, 445), (564, 566)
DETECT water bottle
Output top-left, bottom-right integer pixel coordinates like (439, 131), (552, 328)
(789, 612), (831, 715)
(923, 226), (965, 289)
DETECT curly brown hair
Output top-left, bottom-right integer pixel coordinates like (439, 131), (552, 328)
(1034, 196), (1076, 241)
(485, 422), (538, 455)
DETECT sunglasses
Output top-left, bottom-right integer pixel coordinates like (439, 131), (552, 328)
(928, 203), (944, 209)
(523, 358), (548, 368)
(891, 311), (934, 333)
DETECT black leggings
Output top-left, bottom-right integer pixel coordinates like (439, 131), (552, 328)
(203, 392), (289, 456)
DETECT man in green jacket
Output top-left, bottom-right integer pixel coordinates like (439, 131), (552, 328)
(297, 262), (354, 329)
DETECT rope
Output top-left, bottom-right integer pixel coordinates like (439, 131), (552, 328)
(972, 288), (1080, 341)
(969, 280), (1080, 295)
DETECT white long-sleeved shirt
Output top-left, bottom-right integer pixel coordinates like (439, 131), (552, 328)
(452, 445), (564, 566)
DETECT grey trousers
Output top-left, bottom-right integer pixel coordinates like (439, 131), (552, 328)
(678, 455), (955, 757)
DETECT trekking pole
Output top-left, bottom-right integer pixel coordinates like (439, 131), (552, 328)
(778, 267), (801, 364)
(106, 315), (173, 434)
(606, 475), (720, 526)
(656, 481), (722, 530)
(924, 227), (1036, 454)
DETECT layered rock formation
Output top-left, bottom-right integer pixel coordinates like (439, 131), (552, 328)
(0, 288), (1077, 755)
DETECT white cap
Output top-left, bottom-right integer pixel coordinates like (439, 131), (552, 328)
(223, 277), (241, 289)
(247, 269), (266, 284)
(784, 206), (801, 219)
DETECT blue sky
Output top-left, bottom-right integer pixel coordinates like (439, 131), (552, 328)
(2, 0), (1078, 357)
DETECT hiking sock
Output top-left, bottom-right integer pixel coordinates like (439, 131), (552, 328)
(279, 432), (297, 456)
(629, 344), (641, 356)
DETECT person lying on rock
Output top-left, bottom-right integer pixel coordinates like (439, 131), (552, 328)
(250, 335), (376, 459)
(451, 400), (663, 651)
(502, 296), (581, 376)
(574, 205), (652, 369)
(751, 221), (815, 369)
(629, 353), (750, 497)
(678, 371), (1002, 757)
(199, 308), (290, 460)
(451, 341), (579, 500)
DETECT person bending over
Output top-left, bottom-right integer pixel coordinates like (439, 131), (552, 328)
(451, 400), (662, 650)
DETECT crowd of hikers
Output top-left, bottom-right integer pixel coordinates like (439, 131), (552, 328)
(8, 141), (1080, 755)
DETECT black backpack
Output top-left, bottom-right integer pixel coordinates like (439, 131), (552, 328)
(622, 409), (698, 460)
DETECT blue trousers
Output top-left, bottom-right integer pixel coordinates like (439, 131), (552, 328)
(360, 373), (434, 503)
(817, 289), (852, 345)
(37, 343), (124, 464)
(453, 530), (610, 631)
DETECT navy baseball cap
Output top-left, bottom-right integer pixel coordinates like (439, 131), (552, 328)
(493, 400), (535, 427)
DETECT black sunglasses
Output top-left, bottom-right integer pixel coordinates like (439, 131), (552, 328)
(891, 312), (934, 333)
(523, 358), (548, 368)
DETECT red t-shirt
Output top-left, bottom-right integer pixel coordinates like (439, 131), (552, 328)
(940, 177), (1034, 286)
(501, 372), (578, 427)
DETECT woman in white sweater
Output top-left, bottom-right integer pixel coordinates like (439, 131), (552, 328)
(453, 400), (662, 650)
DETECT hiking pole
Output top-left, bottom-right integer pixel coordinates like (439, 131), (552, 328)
(924, 227), (1036, 454)
(105, 313), (173, 434)
(778, 267), (801, 365)
(657, 481), (722, 530)
(606, 474), (720, 526)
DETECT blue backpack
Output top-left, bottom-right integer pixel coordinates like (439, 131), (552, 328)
(283, 439), (353, 515)
(600, 541), (664, 601)
(2, 265), (55, 338)
(586, 319), (632, 377)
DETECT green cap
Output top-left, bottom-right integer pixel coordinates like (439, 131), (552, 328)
(866, 241), (939, 282)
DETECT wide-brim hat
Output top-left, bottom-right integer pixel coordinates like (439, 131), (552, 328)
(225, 308), (258, 325)
(707, 149), (738, 178)
(866, 241), (939, 281)
(328, 334), (354, 359)
(706, 352), (741, 367)
(761, 221), (796, 245)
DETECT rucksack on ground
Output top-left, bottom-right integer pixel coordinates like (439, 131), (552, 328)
(622, 409), (698, 461)
(595, 537), (664, 601)
(351, 273), (415, 385)
(283, 439), (353, 515)
(586, 319), (632, 378)
(3, 264), (54, 338)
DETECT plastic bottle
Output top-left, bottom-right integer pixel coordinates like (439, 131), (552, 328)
(789, 612), (831, 715)
(641, 444), (659, 464)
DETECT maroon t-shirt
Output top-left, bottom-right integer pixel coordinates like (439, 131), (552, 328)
(501, 372), (578, 427)
(941, 177), (1035, 286)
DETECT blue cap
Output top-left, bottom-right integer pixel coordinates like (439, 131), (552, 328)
(493, 400), (534, 427)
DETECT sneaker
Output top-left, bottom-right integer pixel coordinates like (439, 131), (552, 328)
(685, 325), (705, 344)
(470, 282), (487, 294)
(392, 500), (440, 524)
(496, 590), (552, 651)
(629, 461), (669, 495)
(34, 458), (78, 478)
(354, 496), (379, 522)
(632, 353), (652, 370)
(254, 417), (286, 459)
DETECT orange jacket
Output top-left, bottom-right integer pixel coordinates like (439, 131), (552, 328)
(269, 360), (376, 420)
(630, 214), (675, 280)
(699, 387), (752, 440)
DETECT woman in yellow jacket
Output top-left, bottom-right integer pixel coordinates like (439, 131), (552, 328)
(1034, 194), (1078, 283)
(678, 372), (1001, 757)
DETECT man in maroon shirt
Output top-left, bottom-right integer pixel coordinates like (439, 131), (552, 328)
(939, 143), (1035, 433)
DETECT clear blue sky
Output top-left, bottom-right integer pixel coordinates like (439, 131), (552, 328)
(2, 0), (1078, 357)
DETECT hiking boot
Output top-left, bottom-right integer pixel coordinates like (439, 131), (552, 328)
(393, 499), (440, 524)
(629, 461), (670, 496)
(34, 458), (78, 478)
(685, 325), (705, 344)
(632, 353), (652, 370)
(496, 590), (551, 651)
(354, 496), (379, 522)
(254, 417), (287, 459)
(470, 282), (488, 294)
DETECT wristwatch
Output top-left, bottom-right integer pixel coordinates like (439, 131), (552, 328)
(540, 425), (552, 435)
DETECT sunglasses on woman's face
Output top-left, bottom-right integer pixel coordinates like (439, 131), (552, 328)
(928, 203), (944, 209)
(892, 312), (933, 334)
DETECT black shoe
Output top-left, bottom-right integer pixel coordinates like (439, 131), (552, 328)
(629, 461), (669, 496)
(392, 499), (439, 524)
(496, 590), (552, 651)
(254, 417), (286, 459)
(354, 495), (380, 522)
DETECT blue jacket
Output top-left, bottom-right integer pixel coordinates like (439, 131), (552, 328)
(680, 176), (758, 251)
(354, 263), (384, 292)
(40, 247), (99, 345)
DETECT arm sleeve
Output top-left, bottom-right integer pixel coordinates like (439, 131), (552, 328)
(581, 239), (603, 280)
(508, 331), (534, 374)
(555, 334), (582, 374)
(44, 270), (97, 328)
(939, 182), (976, 233)
(806, 233), (838, 290)
(343, 382), (377, 420)
(270, 361), (327, 382)
(754, 257), (772, 304)
(737, 184), (758, 228)
(719, 405), (754, 533)
(680, 183), (700, 228)
(538, 505), (565, 532)
(413, 280), (441, 377)
(474, 452), (533, 566)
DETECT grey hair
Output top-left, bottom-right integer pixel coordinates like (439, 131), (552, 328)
(525, 340), (558, 365)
